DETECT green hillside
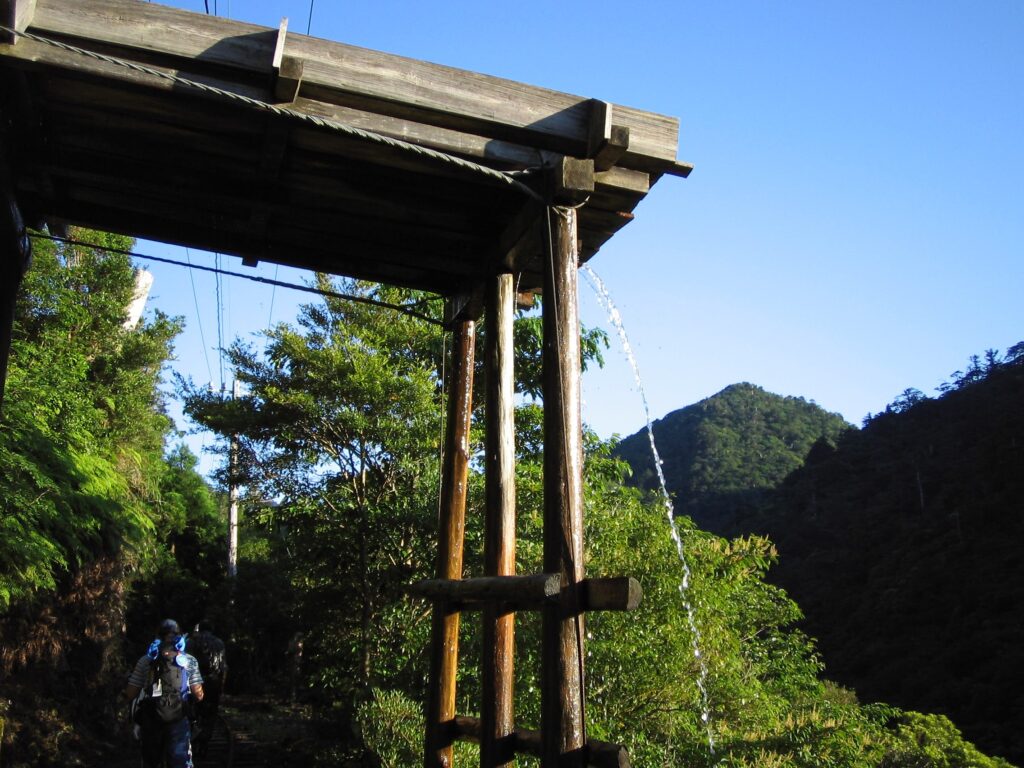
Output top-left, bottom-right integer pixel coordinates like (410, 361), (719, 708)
(761, 348), (1024, 764)
(615, 349), (1024, 764)
(615, 382), (851, 533)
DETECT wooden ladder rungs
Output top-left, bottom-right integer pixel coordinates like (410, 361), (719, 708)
(408, 573), (560, 607)
(407, 575), (642, 612)
(453, 715), (631, 768)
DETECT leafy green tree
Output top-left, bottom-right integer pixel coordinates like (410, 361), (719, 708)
(1, 228), (180, 617)
(0, 228), (197, 766)
(182, 276), (445, 712)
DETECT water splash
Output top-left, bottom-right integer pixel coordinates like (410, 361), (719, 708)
(582, 265), (715, 754)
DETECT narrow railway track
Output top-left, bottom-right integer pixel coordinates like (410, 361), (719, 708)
(195, 715), (263, 768)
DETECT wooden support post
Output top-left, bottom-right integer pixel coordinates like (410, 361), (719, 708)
(482, 270), (517, 768)
(1, 0), (36, 44)
(0, 159), (30, 413)
(425, 315), (476, 768)
(542, 159), (591, 767)
(271, 18), (305, 103)
(587, 101), (630, 172)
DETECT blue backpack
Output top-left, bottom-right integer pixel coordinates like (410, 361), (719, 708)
(133, 638), (191, 724)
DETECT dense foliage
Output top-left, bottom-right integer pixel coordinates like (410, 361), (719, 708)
(613, 350), (1023, 764)
(0, 230), (222, 766)
(754, 345), (1024, 764)
(183, 283), (1009, 766)
(615, 382), (851, 534)
(4, 246), (1013, 767)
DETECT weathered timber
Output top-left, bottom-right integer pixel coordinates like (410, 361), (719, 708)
(274, 55), (303, 103)
(549, 157), (595, 206)
(0, 2), (687, 293)
(270, 18), (303, 103)
(579, 577), (642, 612)
(483, 270), (518, 767)
(494, 198), (545, 272)
(25, 0), (680, 170)
(406, 576), (641, 615)
(0, 157), (31, 411)
(425, 317), (476, 768)
(542, 201), (586, 767)
(587, 101), (630, 172)
(1, 0), (35, 44)
(25, 193), (460, 294)
(452, 717), (631, 768)
(408, 574), (559, 609)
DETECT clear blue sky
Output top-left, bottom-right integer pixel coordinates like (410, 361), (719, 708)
(137, 1), (1023, 473)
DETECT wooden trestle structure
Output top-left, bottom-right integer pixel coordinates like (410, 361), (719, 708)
(0, 1), (689, 764)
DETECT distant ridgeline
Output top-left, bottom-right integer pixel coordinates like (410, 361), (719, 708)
(614, 344), (1024, 764)
(613, 382), (851, 535)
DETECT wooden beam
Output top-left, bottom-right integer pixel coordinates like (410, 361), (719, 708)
(550, 157), (594, 206)
(25, 0), (681, 171)
(271, 16), (287, 70)
(274, 54), (303, 104)
(664, 160), (694, 178)
(408, 574), (558, 607)
(270, 17), (303, 104)
(424, 317), (476, 768)
(453, 717), (632, 768)
(587, 101), (630, 172)
(405, 575), (641, 613)
(0, 159), (31, 413)
(483, 270), (517, 767)
(494, 198), (544, 272)
(3, 32), (659, 202)
(26, 193), (460, 294)
(579, 577), (642, 612)
(1, 0), (36, 44)
(542, 202), (586, 767)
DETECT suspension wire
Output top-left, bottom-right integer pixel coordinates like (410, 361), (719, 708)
(0, 26), (544, 203)
(184, 247), (216, 384)
(306, 0), (316, 35)
(214, 252), (225, 390)
(436, 327), (447, 524)
(29, 232), (447, 327)
(264, 264), (280, 357)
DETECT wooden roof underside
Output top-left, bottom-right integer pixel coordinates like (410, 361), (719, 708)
(0, 0), (689, 295)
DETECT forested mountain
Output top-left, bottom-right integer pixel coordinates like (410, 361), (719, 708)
(615, 382), (851, 533)
(616, 350), (1024, 764)
(760, 347), (1024, 764)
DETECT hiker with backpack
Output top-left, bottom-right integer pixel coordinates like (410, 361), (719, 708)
(122, 619), (204, 768)
(185, 620), (227, 757)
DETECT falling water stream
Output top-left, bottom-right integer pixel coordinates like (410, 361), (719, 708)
(582, 265), (716, 755)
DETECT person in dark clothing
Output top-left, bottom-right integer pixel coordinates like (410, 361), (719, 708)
(123, 618), (204, 768)
(185, 620), (227, 757)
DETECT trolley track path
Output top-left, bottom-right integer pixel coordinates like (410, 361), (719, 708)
(108, 695), (316, 768)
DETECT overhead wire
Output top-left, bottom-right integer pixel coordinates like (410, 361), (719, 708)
(184, 247), (216, 385)
(28, 232), (447, 327)
(214, 252), (225, 390)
